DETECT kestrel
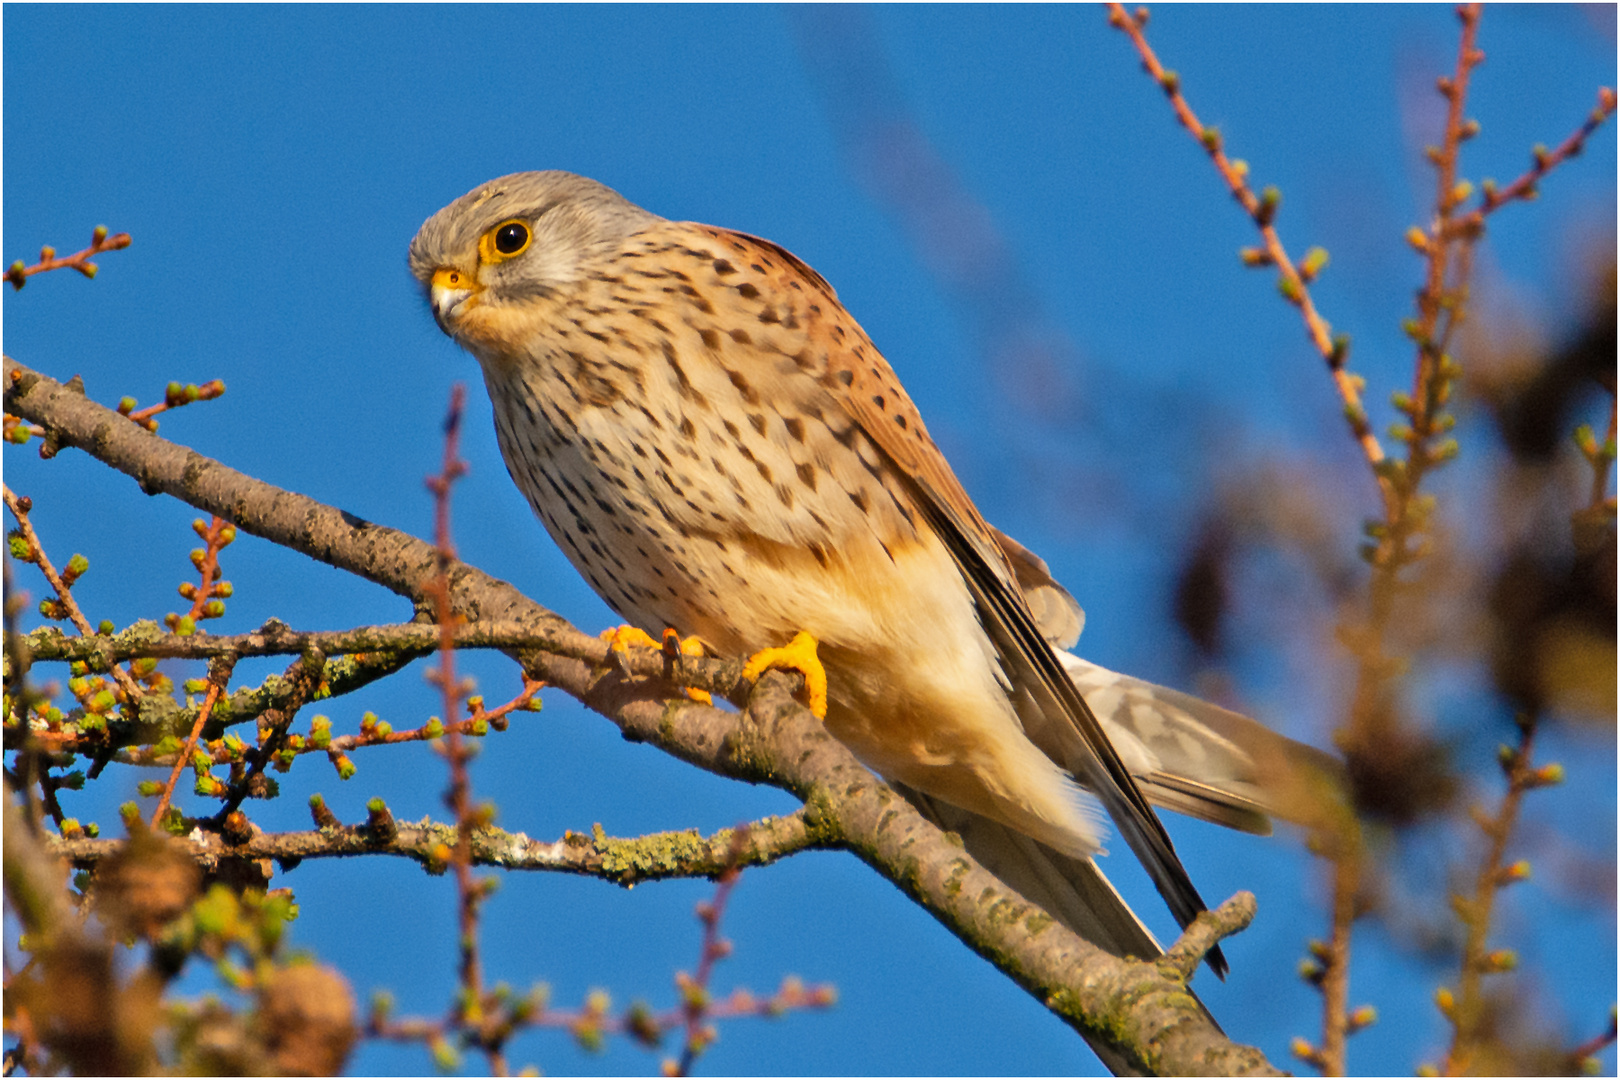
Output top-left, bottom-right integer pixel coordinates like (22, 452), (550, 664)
(408, 172), (1337, 981)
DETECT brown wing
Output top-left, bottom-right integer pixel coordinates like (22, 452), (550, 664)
(703, 227), (1223, 973)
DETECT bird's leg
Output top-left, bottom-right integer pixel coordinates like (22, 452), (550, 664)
(741, 631), (828, 720)
(598, 625), (712, 704)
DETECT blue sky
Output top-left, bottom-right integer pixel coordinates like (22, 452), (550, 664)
(5, 5), (1615, 1075)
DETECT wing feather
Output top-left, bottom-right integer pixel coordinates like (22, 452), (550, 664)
(709, 227), (1223, 973)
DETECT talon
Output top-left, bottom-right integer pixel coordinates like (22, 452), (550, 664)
(741, 631), (828, 719)
(662, 629), (712, 704)
(600, 625), (711, 705)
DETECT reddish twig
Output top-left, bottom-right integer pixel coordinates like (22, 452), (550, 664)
(3, 413), (46, 445)
(672, 828), (750, 1076)
(149, 656), (237, 827)
(1105, 3), (1388, 505)
(1565, 1010), (1618, 1074)
(422, 384), (497, 1059)
(166, 515), (236, 635)
(116, 379), (226, 433)
(1469, 87), (1618, 222)
(4, 226), (130, 290)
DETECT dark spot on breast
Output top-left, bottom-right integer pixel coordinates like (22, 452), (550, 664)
(791, 348), (815, 370)
(872, 394), (885, 410)
(750, 263), (765, 273)
(723, 419), (741, 439)
(699, 328), (721, 350)
(729, 328), (751, 345)
(837, 369), (854, 387)
(809, 543), (830, 569)
(796, 461), (817, 491)
(748, 413), (767, 436)
(737, 282), (760, 299)
(758, 307), (780, 324)
(661, 340), (706, 406)
(753, 460), (773, 483)
(726, 369), (761, 405)
(679, 416), (697, 440)
(895, 414), (908, 429)
(784, 416), (805, 442)
(775, 483), (794, 509)
(713, 259), (736, 275)
(849, 489), (869, 514)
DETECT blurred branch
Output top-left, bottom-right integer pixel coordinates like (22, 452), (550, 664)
(1575, 399), (1618, 528)
(1438, 715), (1563, 1076)
(5, 355), (1282, 1075)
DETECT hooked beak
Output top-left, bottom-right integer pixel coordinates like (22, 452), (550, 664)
(429, 266), (481, 331)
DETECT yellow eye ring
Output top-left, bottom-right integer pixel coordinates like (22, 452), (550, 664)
(480, 219), (532, 263)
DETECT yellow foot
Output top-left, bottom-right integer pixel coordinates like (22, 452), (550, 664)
(741, 631), (828, 719)
(599, 625), (712, 705)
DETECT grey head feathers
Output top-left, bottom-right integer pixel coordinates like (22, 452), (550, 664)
(408, 170), (662, 297)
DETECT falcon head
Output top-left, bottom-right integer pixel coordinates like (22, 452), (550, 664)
(408, 170), (659, 348)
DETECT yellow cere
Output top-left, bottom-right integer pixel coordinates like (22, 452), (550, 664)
(432, 267), (471, 292)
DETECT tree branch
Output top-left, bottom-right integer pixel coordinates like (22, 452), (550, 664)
(4, 356), (1280, 1074)
(49, 811), (824, 887)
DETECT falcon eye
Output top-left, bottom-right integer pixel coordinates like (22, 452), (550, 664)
(492, 220), (530, 256)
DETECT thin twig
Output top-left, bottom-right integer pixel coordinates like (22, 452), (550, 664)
(673, 828), (752, 1075)
(149, 657), (236, 826)
(3, 485), (144, 706)
(1440, 715), (1557, 1076)
(423, 385), (495, 1059)
(1105, 2), (1389, 505)
(1565, 1010), (1618, 1073)
(4, 226), (130, 290)
(1469, 87), (1619, 221)
(118, 379), (226, 433)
